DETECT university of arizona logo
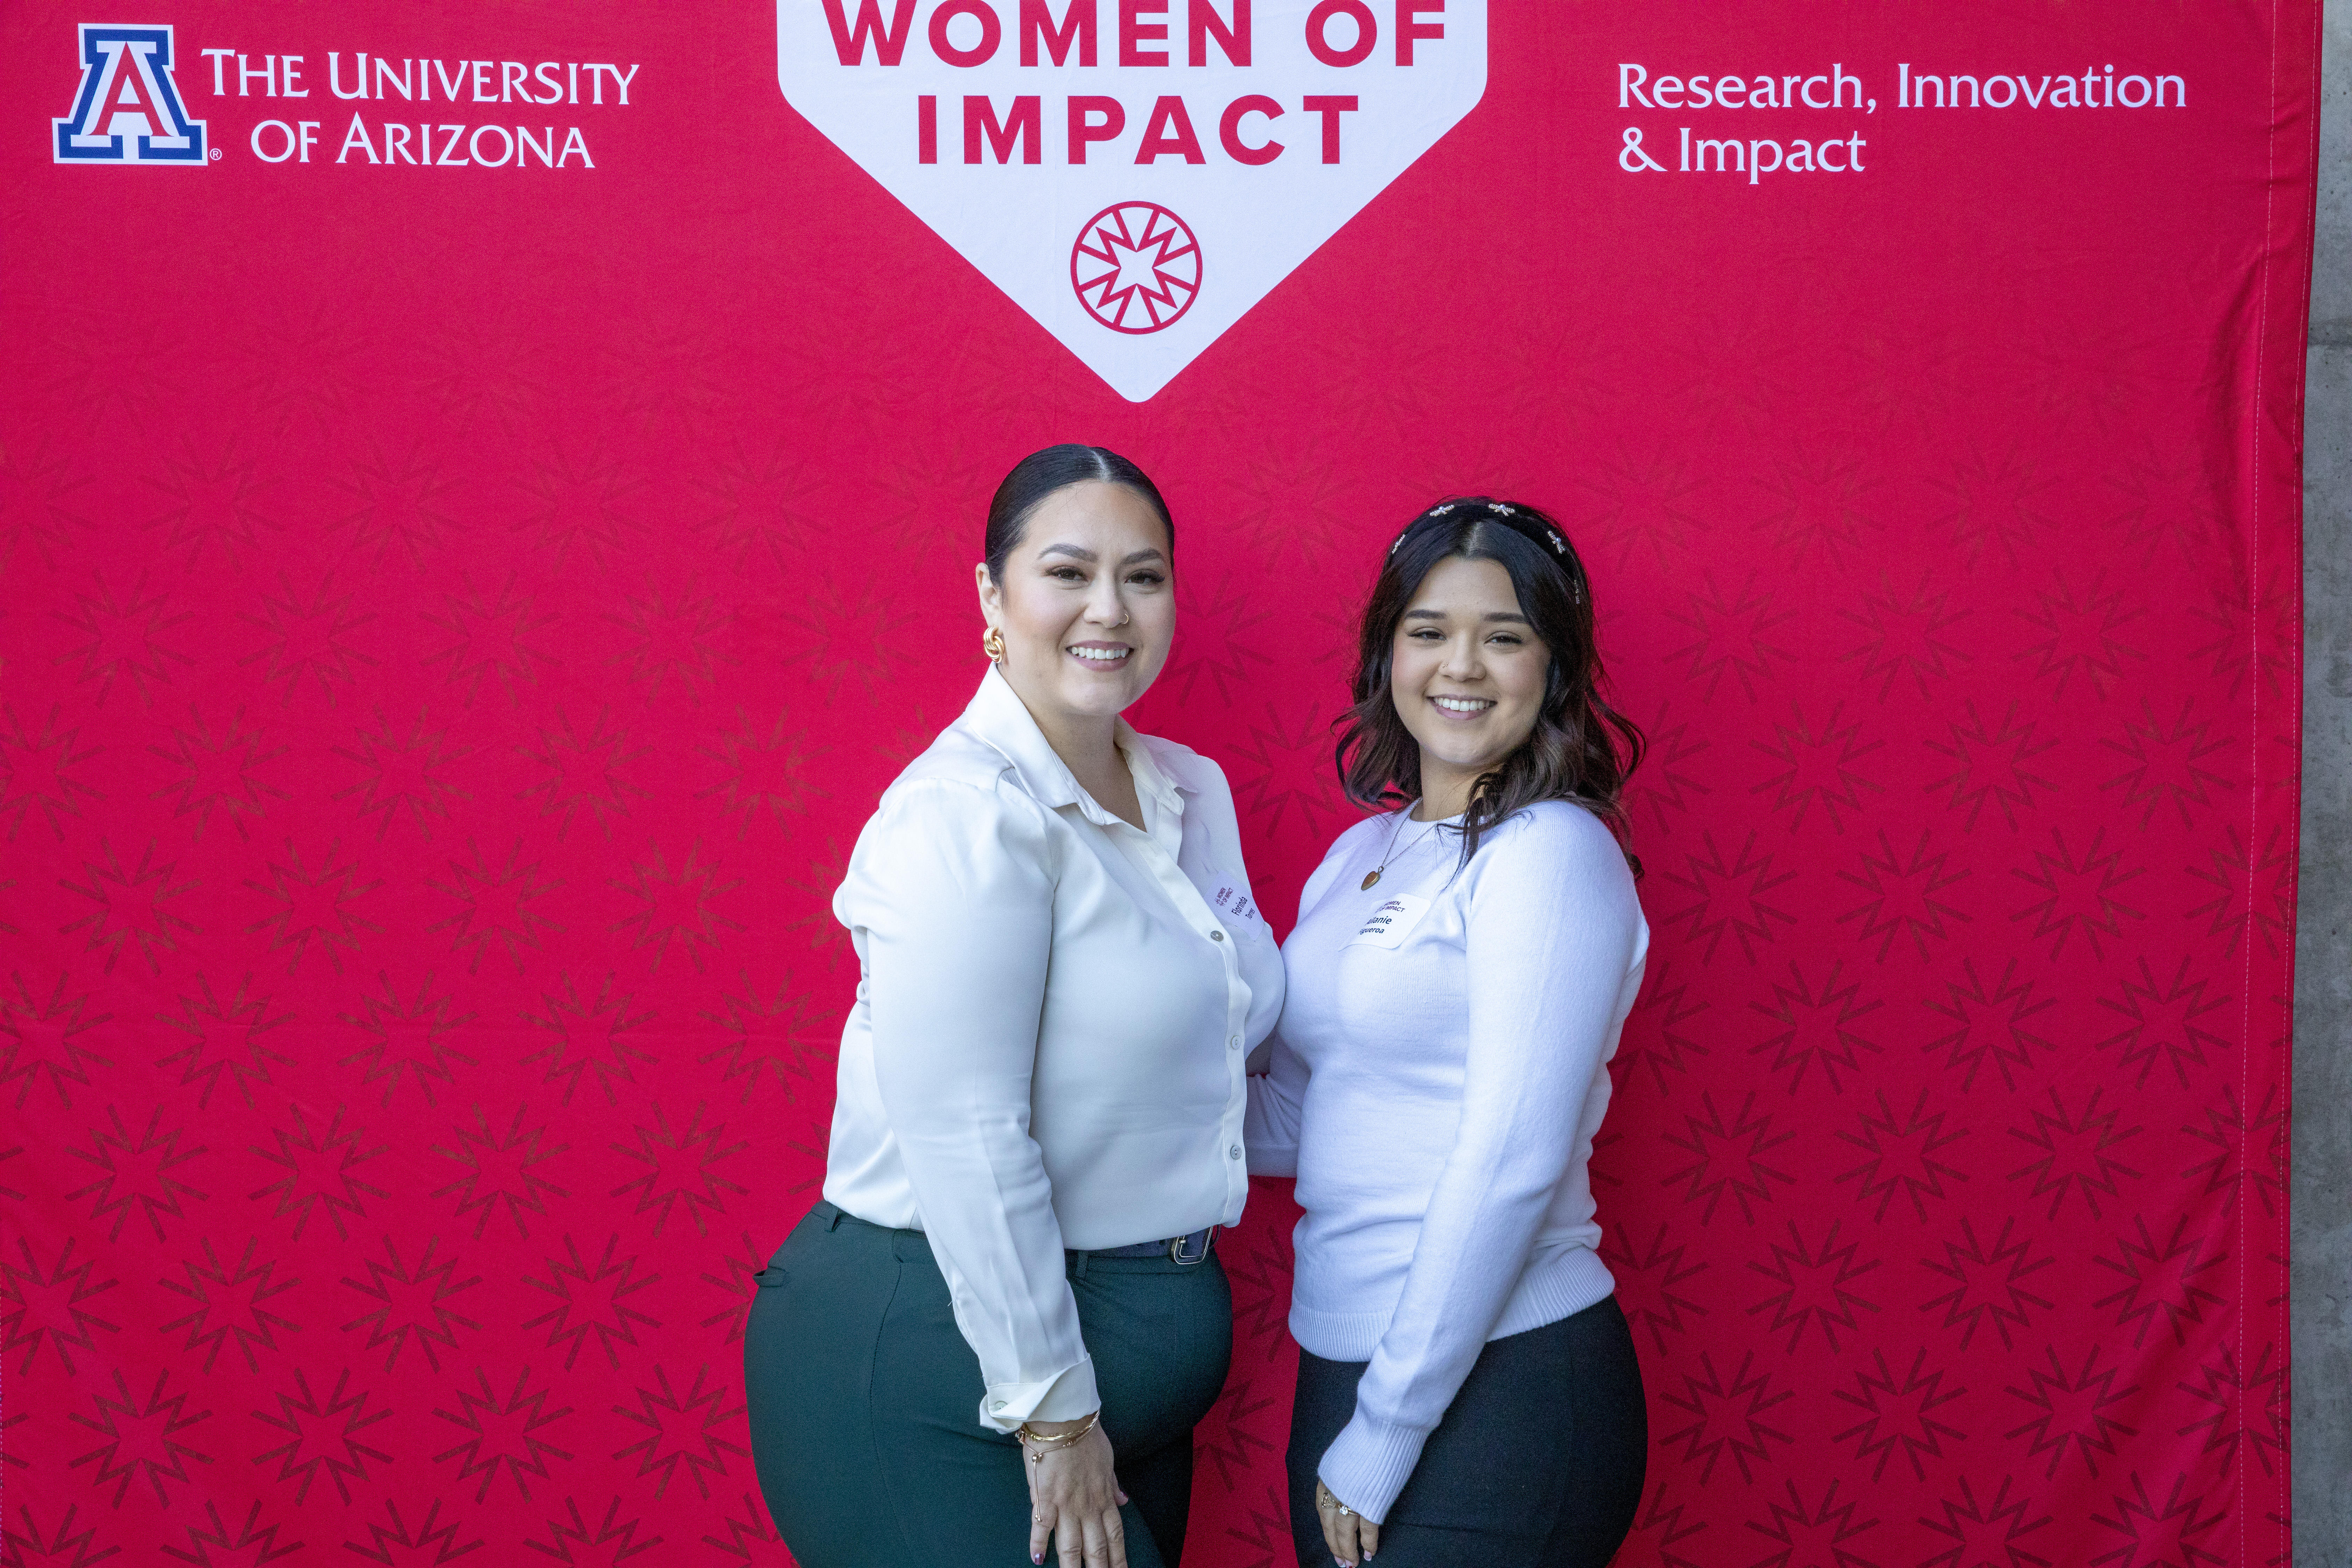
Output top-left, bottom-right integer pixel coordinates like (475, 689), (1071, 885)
(55, 24), (207, 163)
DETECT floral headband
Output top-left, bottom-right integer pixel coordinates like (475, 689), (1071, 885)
(1390, 500), (1585, 605)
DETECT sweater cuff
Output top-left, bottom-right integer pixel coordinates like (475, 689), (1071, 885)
(1318, 1411), (1432, 1525)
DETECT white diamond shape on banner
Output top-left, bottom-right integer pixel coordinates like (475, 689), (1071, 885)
(776, 0), (1488, 401)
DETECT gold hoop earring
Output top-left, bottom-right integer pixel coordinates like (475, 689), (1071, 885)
(982, 625), (1007, 663)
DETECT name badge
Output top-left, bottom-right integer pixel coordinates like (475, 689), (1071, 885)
(1348, 893), (1430, 950)
(1211, 881), (1262, 929)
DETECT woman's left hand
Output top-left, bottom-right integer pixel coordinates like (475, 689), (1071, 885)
(1315, 1478), (1379, 1566)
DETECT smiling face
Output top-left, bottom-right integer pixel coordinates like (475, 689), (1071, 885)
(1390, 553), (1552, 818)
(975, 479), (1175, 730)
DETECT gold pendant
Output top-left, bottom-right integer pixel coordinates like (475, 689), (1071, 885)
(1360, 869), (1381, 890)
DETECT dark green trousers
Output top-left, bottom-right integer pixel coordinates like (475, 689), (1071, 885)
(745, 1202), (1233, 1568)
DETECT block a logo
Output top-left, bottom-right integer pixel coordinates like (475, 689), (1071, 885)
(776, 0), (1487, 401)
(55, 24), (208, 164)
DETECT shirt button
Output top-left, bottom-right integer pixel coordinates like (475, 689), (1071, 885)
(1228, 1035), (1241, 1049)
(1228, 1144), (1242, 1160)
(1210, 929), (1225, 941)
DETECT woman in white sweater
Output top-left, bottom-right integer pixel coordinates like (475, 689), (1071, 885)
(1247, 498), (1650, 1568)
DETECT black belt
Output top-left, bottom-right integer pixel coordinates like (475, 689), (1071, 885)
(814, 1202), (1216, 1267)
(1087, 1227), (1215, 1265)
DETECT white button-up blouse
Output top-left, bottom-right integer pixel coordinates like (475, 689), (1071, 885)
(822, 668), (1284, 1432)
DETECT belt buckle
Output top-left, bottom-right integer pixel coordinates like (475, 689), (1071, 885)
(1167, 1228), (1212, 1266)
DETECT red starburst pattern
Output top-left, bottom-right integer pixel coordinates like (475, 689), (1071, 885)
(0, 1235), (120, 1376)
(156, 1236), (301, 1374)
(430, 1366), (575, 1503)
(609, 1363), (748, 1500)
(1921, 958), (2058, 1094)
(2180, 1084), (2286, 1218)
(1657, 1090), (1799, 1226)
(338, 1235), (482, 1373)
(1654, 1349), (1797, 1486)
(696, 976), (825, 1105)
(159, 1500), (301, 1568)
(248, 1366), (394, 1504)
(1918, 1475), (2054, 1568)
(519, 1233), (662, 1370)
(523, 1496), (664, 1563)
(2, 970), (114, 1110)
(2005, 1346), (2143, 1480)
(608, 1102), (749, 1237)
(58, 839), (197, 975)
(0, 1502), (119, 1567)
(337, 971), (475, 1106)
(2175, 1341), (2287, 1479)
(1612, 960), (1713, 1098)
(2088, 1471), (2228, 1568)
(65, 1104), (210, 1244)
(1746, 1478), (1882, 1568)
(0, 704), (104, 840)
(523, 973), (658, 1106)
(341, 1497), (483, 1564)
(1653, 831), (1800, 966)
(2091, 1216), (2229, 1350)
(2006, 1086), (2145, 1222)
(1745, 959), (1882, 1095)
(67, 1368), (214, 1507)
(1833, 1346), (1969, 1482)
(0, 16), (2305, 1567)
(154, 974), (291, 1110)
(241, 838), (382, 975)
(248, 1104), (387, 1243)
(1744, 1220), (1880, 1352)
(1601, 1219), (1713, 1358)
(1835, 1088), (1971, 1224)
(431, 1103), (571, 1240)
(1918, 1217), (2057, 1352)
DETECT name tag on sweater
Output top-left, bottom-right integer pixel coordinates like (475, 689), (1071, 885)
(1348, 894), (1430, 950)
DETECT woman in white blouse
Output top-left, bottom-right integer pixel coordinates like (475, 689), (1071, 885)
(745, 446), (1283, 1568)
(1248, 499), (1651, 1568)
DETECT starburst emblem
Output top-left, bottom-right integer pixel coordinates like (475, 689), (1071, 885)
(1071, 203), (1202, 335)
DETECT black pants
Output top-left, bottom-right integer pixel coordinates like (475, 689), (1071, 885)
(1287, 1295), (1646, 1568)
(744, 1202), (1233, 1568)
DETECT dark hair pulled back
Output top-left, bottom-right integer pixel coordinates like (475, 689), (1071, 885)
(985, 444), (1174, 582)
(1334, 497), (1645, 873)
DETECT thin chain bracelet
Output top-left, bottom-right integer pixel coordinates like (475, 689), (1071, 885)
(1016, 1409), (1100, 1463)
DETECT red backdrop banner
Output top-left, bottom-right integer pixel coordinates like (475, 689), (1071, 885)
(0, 1), (2316, 1565)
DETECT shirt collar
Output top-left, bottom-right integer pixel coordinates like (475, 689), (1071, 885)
(957, 667), (1185, 830)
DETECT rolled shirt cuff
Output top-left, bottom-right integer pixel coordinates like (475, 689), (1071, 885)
(1317, 1411), (1432, 1526)
(979, 1354), (1100, 1433)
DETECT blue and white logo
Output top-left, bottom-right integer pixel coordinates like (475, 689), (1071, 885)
(55, 24), (207, 164)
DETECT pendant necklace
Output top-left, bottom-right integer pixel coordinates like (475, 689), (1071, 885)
(1361, 808), (1443, 890)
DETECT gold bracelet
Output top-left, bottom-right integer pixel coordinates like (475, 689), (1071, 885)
(1016, 1410), (1100, 1452)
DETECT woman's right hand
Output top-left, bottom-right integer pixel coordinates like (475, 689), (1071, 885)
(1023, 1419), (1129, 1568)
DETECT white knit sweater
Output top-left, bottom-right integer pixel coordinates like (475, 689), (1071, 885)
(1245, 800), (1648, 1523)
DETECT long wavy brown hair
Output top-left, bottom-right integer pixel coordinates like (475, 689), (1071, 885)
(1334, 498), (1645, 873)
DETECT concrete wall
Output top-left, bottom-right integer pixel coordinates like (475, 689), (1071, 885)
(2295, 4), (2348, 1563)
